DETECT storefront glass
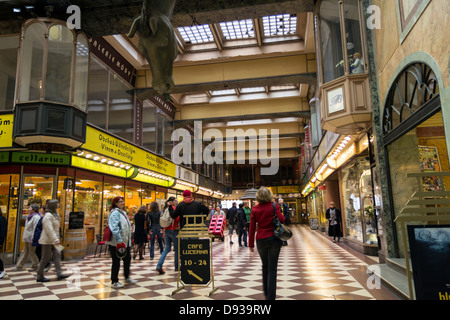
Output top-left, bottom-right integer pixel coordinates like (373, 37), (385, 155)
(73, 178), (102, 244)
(0, 174), (20, 253)
(387, 110), (449, 256)
(340, 157), (374, 243)
(125, 184), (142, 220)
(108, 74), (134, 142)
(102, 181), (124, 228)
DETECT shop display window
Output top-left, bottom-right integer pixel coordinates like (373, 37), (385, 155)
(73, 178), (102, 244)
(0, 174), (20, 253)
(341, 157), (375, 244)
(125, 184), (142, 220)
(103, 181), (124, 228)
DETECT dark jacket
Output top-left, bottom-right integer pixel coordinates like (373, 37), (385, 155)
(237, 208), (247, 230)
(325, 207), (343, 237)
(227, 206), (238, 226)
(172, 200), (209, 229)
(280, 203), (290, 225)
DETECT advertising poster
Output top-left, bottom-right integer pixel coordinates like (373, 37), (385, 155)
(418, 146), (441, 191)
(407, 225), (450, 300)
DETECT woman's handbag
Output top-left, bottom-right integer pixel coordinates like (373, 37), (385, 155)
(102, 226), (112, 241)
(272, 202), (292, 241)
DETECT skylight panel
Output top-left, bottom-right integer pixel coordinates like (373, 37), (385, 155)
(177, 25), (214, 44)
(209, 89), (236, 96)
(219, 19), (255, 40)
(240, 87), (265, 94)
(262, 14), (297, 37)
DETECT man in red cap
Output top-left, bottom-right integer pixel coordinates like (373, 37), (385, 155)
(171, 189), (209, 229)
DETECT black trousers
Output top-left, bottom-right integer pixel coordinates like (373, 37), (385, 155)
(256, 236), (282, 300)
(109, 245), (131, 283)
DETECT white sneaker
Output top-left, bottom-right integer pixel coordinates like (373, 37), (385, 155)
(111, 282), (124, 288)
(124, 278), (137, 284)
(0, 271), (6, 279)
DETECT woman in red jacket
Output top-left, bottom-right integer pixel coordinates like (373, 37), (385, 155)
(249, 187), (285, 300)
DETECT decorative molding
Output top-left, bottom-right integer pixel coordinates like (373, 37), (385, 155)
(395, 0), (431, 44)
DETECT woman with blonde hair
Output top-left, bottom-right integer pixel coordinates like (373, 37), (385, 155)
(248, 187), (285, 300)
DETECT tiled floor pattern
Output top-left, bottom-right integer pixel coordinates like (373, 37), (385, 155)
(0, 225), (400, 300)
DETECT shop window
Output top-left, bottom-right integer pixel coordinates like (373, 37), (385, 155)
(164, 117), (174, 159)
(125, 184), (142, 220)
(156, 113), (165, 155)
(386, 110), (449, 255)
(341, 157), (375, 244)
(87, 56), (108, 130)
(72, 178), (102, 244)
(0, 35), (19, 110)
(0, 174), (20, 253)
(108, 74), (134, 142)
(102, 181), (124, 228)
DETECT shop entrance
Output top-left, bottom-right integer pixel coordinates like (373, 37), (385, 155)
(14, 174), (56, 262)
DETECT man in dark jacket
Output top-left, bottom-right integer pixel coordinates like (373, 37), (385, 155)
(226, 202), (238, 244)
(237, 203), (247, 247)
(172, 190), (209, 229)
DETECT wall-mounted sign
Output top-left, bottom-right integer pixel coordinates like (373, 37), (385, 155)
(0, 114), (14, 148)
(148, 95), (176, 119)
(327, 87), (345, 114)
(82, 126), (176, 177)
(90, 37), (136, 86)
(12, 152), (71, 165)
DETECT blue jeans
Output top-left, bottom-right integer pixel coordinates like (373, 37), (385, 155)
(238, 228), (247, 246)
(150, 226), (164, 258)
(157, 229), (178, 270)
(256, 236), (282, 300)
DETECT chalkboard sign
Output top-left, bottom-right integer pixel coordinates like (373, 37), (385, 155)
(180, 238), (210, 285)
(68, 212), (84, 229)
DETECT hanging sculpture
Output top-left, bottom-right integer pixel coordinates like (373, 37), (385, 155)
(128, 0), (178, 99)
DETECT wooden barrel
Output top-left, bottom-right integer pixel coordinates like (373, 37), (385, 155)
(63, 229), (87, 260)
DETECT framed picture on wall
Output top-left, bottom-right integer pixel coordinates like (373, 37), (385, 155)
(418, 146), (441, 191)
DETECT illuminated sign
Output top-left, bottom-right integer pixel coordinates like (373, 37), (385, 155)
(81, 126), (176, 177)
(0, 114), (14, 148)
(12, 152), (71, 165)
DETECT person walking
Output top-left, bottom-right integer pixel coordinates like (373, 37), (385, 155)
(16, 204), (41, 271)
(226, 202), (238, 244)
(237, 203), (248, 247)
(172, 190), (209, 229)
(278, 198), (290, 246)
(107, 196), (136, 288)
(249, 187), (285, 300)
(147, 201), (164, 260)
(156, 197), (180, 274)
(326, 201), (343, 243)
(36, 200), (69, 283)
(133, 205), (147, 260)
(0, 208), (7, 279)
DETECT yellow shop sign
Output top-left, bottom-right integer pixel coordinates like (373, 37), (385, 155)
(82, 126), (176, 177)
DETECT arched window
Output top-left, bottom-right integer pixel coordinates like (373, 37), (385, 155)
(382, 62), (439, 136)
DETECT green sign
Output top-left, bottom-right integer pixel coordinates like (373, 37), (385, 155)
(180, 238), (210, 285)
(12, 152), (71, 165)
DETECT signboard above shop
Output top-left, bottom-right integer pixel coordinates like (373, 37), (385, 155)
(81, 126), (176, 177)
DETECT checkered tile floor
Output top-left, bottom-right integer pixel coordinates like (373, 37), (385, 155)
(0, 225), (400, 300)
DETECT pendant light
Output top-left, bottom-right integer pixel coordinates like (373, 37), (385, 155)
(240, 164), (257, 200)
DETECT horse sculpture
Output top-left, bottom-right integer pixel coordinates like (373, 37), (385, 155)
(128, 0), (178, 98)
